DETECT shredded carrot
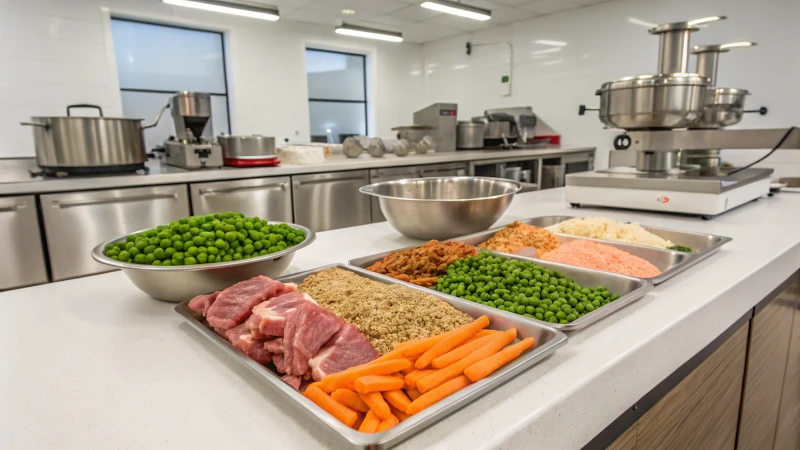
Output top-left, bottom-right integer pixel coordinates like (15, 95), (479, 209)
(382, 389), (412, 412)
(431, 333), (498, 369)
(304, 385), (358, 427)
(464, 337), (535, 382)
(322, 359), (412, 392)
(404, 369), (436, 390)
(406, 375), (472, 415)
(416, 329), (517, 393)
(358, 391), (392, 420)
(331, 389), (370, 413)
(358, 410), (381, 433)
(355, 375), (406, 394)
(415, 315), (490, 369)
(376, 413), (400, 432)
(405, 388), (421, 401)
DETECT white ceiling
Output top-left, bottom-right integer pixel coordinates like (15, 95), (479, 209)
(250, 0), (613, 44)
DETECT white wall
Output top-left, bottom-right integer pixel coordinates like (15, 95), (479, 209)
(0, 0), (425, 158)
(422, 0), (800, 176)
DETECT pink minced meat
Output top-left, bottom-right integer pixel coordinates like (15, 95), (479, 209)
(188, 291), (221, 317)
(540, 240), (661, 278)
(309, 323), (379, 380)
(206, 276), (297, 330)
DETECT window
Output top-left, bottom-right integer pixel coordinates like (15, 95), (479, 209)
(305, 49), (367, 144)
(110, 19), (231, 151)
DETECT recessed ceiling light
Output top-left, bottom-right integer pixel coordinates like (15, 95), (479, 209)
(341, 9), (355, 15)
(335, 23), (403, 42)
(421, 0), (491, 21)
(162, 0), (280, 21)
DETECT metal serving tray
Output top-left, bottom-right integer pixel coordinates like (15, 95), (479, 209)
(350, 249), (653, 331)
(174, 264), (567, 450)
(455, 228), (691, 285)
(518, 215), (732, 261)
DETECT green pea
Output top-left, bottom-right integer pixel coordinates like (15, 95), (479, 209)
(134, 253), (147, 264)
(186, 246), (199, 257)
(184, 256), (197, 265)
(173, 241), (183, 251)
(233, 253), (243, 260)
(144, 245), (157, 255)
(162, 260), (172, 266)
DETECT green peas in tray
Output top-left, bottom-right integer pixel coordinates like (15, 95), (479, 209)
(434, 252), (621, 324)
(102, 212), (307, 266)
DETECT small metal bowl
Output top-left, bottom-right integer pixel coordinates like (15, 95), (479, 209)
(360, 177), (520, 240)
(91, 222), (315, 302)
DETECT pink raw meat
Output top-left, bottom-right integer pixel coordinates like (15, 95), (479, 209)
(282, 375), (302, 391)
(233, 335), (272, 365)
(265, 338), (284, 354)
(250, 292), (317, 337)
(206, 276), (297, 330)
(223, 323), (251, 345)
(309, 323), (379, 381)
(245, 315), (268, 339)
(282, 301), (343, 376)
(273, 353), (286, 373)
(188, 291), (220, 317)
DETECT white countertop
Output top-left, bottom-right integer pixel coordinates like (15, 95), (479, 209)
(2, 188), (799, 450)
(0, 147), (594, 195)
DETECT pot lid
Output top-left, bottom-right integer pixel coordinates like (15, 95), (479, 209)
(600, 73), (710, 90)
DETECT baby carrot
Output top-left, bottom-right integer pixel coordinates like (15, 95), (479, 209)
(304, 385), (358, 427)
(358, 391), (392, 420)
(416, 329), (517, 394)
(400, 355), (420, 375)
(331, 389), (370, 413)
(376, 413), (400, 432)
(322, 359), (412, 391)
(415, 316), (490, 369)
(305, 381), (330, 393)
(405, 388), (421, 401)
(358, 410), (381, 433)
(371, 348), (407, 364)
(404, 369), (436, 389)
(464, 337), (535, 382)
(406, 375), (472, 415)
(355, 375), (406, 394)
(431, 333), (498, 369)
(383, 389), (412, 412)
(352, 412), (365, 430)
(390, 405), (410, 422)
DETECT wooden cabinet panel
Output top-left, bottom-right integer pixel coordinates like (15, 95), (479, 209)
(606, 422), (637, 450)
(637, 323), (748, 450)
(737, 286), (797, 450)
(774, 280), (800, 450)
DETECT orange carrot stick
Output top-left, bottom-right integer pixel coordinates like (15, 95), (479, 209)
(405, 388), (421, 401)
(376, 413), (400, 432)
(392, 373), (406, 380)
(305, 381), (331, 393)
(416, 329), (517, 394)
(457, 329), (499, 347)
(304, 385), (358, 427)
(382, 389), (412, 412)
(404, 369), (436, 389)
(358, 410), (381, 433)
(397, 332), (452, 357)
(464, 337), (535, 382)
(389, 405), (410, 422)
(322, 359), (412, 392)
(406, 375), (472, 415)
(355, 375), (406, 394)
(331, 389), (370, 413)
(358, 391), (392, 420)
(371, 348), (407, 364)
(415, 316), (490, 369)
(352, 412), (365, 430)
(431, 333), (498, 369)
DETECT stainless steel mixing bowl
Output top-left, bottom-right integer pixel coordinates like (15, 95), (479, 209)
(91, 222), (315, 302)
(360, 177), (520, 240)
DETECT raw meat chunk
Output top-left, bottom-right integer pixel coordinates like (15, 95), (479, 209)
(245, 314), (268, 339)
(233, 335), (272, 365)
(282, 301), (343, 376)
(249, 292), (317, 337)
(282, 374), (302, 391)
(223, 323), (251, 345)
(188, 291), (220, 317)
(206, 276), (296, 330)
(309, 323), (379, 380)
(265, 338), (284, 354)
(273, 353), (286, 373)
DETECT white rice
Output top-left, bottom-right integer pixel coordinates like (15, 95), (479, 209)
(546, 217), (674, 249)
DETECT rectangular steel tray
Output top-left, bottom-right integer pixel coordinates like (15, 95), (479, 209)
(454, 228), (691, 285)
(350, 249), (653, 331)
(174, 264), (567, 450)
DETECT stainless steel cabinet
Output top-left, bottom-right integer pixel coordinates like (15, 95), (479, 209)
(369, 162), (468, 222)
(190, 177), (293, 222)
(40, 185), (190, 281)
(292, 170), (370, 232)
(0, 195), (48, 290)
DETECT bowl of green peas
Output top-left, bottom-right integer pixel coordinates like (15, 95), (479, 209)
(91, 212), (315, 302)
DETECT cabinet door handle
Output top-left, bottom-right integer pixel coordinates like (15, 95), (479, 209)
(0, 203), (27, 212)
(293, 176), (366, 186)
(199, 182), (288, 196)
(50, 193), (179, 208)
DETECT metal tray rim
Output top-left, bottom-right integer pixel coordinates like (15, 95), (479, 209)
(174, 263), (568, 449)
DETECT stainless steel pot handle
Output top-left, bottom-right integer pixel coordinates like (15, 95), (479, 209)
(743, 107), (768, 115)
(142, 102), (170, 129)
(578, 105), (599, 116)
(19, 122), (49, 128)
(67, 104), (103, 117)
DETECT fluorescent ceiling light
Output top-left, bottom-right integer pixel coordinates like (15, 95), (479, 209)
(335, 23), (403, 42)
(687, 15), (726, 26)
(162, 0), (279, 21)
(534, 39), (567, 47)
(421, 1), (491, 21)
(720, 41), (756, 49)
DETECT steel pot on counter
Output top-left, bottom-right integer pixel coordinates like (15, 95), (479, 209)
(457, 121), (484, 149)
(21, 104), (162, 175)
(218, 134), (278, 166)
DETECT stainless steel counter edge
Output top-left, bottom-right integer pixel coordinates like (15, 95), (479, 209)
(0, 147), (595, 195)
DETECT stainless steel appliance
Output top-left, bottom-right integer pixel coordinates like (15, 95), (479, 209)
(21, 104), (159, 175)
(0, 195), (48, 290)
(156, 92), (223, 170)
(457, 121), (484, 149)
(217, 135), (278, 167)
(485, 107), (537, 142)
(40, 185), (190, 281)
(412, 103), (458, 152)
(291, 170), (371, 232)
(190, 177), (293, 222)
(368, 162), (468, 222)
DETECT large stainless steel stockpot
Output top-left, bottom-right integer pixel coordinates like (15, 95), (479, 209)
(457, 121), (484, 149)
(21, 104), (162, 174)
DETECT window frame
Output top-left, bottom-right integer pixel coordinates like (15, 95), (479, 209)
(110, 17), (232, 133)
(305, 48), (368, 140)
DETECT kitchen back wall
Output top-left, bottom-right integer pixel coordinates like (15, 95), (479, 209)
(0, 0), (425, 158)
(421, 0), (800, 175)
